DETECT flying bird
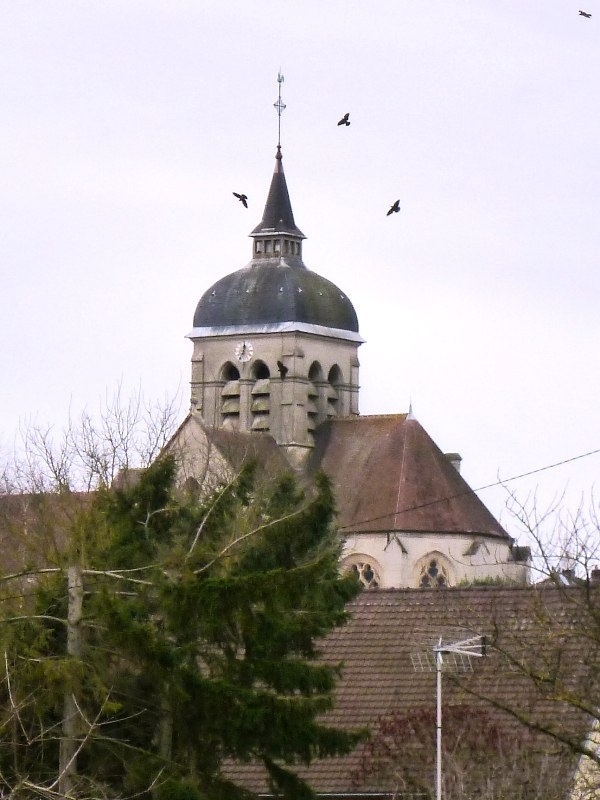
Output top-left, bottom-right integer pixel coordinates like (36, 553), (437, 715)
(276, 360), (288, 379)
(579, 10), (592, 16)
(337, 112), (351, 127)
(386, 199), (401, 216)
(233, 192), (248, 208)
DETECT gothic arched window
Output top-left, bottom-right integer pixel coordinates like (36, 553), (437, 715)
(342, 555), (381, 590)
(417, 554), (451, 588)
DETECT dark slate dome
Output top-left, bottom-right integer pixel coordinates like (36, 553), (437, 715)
(193, 263), (359, 332)
(193, 147), (359, 333)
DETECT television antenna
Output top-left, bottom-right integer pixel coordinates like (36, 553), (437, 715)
(412, 635), (487, 800)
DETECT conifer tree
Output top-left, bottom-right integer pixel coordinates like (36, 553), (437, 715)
(0, 455), (364, 799)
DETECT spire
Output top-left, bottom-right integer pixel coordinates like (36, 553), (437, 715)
(250, 146), (305, 239)
(250, 73), (305, 241)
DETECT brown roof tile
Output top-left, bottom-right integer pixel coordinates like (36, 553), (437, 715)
(228, 586), (594, 796)
(308, 415), (508, 538)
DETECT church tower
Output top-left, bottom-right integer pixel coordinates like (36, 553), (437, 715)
(187, 144), (362, 468)
(177, 77), (529, 587)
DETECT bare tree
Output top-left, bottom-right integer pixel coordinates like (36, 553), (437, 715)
(4, 384), (180, 494)
(352, 705), (572, 800)
(504, 485), (600, 583)
(411, 488), (600, 800)
(0, 387), (180, 799)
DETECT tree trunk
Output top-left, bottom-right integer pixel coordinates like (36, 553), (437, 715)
(59, 564), (83, 797)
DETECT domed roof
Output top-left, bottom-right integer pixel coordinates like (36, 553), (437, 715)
(192, 146), (359, 334)
(193, 262), (358, 332)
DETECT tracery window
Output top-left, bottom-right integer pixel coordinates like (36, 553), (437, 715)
(418, 556), (450, 588)
(342, 556), (381, 589)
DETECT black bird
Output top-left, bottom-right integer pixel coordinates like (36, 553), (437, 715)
(579, 10), (592, 16)
(233, 192), (248, 208)
(276, 360), (288, 379)
(386, 199), (401, 216)
(337, 112), (350, 127)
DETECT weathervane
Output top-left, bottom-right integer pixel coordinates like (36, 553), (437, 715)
(273, 71), (286, 147)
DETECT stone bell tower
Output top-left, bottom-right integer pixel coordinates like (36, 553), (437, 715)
(186, 141), (363, 468)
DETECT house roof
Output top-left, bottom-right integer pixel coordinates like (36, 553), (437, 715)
(228, 585), (594, 797)
(308, 414), (509, 539)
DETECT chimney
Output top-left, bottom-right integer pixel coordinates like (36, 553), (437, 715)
(445, 452), (462, 473)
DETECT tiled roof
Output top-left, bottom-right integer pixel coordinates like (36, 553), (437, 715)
(203, 425), (292, 478)
(308, 415), (509, 539)
(227, 586), (594, 797)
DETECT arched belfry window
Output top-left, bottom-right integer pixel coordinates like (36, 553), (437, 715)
(416, 553), (452, 588)
(220, 362), (240, 430)
(309, 362), (323, 381)
(251, 361), (270, 432)
(253, 361), (270, 380)
(327, 365), (343, 418)
(341, 554), (381, 590)
(307, 361), (324, 434)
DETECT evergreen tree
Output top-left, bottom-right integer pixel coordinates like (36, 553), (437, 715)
(0, 456), (364, 799)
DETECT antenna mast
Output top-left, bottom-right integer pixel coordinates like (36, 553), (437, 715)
(273, 71), (286, 147)
(412, 635), (487, 800)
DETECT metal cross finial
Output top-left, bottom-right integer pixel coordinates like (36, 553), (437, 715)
(273, 72), (286, 147)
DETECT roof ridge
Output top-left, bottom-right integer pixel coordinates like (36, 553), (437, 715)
(393, 413), (411, 528)
(332, 413), (409, 423)
(351, 585), (546, 600)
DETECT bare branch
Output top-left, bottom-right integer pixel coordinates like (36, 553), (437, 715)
(193, 504), (308, 575)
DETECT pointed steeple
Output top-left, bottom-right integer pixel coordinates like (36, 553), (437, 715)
(250, 147), (305, 239)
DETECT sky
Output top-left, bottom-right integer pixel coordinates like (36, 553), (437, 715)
(0, 1), (599, 547)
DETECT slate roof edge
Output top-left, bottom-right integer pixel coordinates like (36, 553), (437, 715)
(187, 322), (364, 343)
(345, 584), (571, 600)
(340, 526), (513, 538)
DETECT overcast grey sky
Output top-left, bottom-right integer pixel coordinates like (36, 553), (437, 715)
(1, 0), (599, 535)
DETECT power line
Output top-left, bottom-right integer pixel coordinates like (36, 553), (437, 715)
(338, 446), (600, 532)
(472, 446), (600, 495)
